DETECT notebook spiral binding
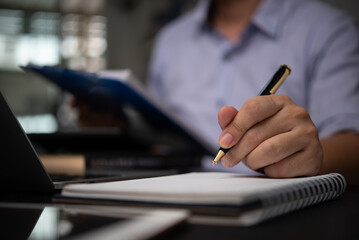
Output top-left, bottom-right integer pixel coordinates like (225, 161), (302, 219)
(257, 173), (346, 222)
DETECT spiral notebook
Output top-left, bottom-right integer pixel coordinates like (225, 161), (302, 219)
(60, 172), (346, 226)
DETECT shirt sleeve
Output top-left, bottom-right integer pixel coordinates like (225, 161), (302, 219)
(307, 12), (359, 138)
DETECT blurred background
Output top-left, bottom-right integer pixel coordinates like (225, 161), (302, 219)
(0, 0), (358, 134)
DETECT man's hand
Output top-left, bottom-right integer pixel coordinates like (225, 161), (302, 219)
(71, 98), (128, 129)
(218, 95), (323, 178)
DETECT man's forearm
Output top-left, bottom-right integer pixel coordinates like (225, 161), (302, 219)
(320, 132), (359, 185)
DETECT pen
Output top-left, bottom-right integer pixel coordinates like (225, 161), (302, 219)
(212, 64), (291, 166)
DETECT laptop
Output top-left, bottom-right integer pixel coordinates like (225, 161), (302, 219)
(0, 92), (174, 193)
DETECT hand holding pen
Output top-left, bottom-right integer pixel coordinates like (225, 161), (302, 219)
(213, 65), (323, 178)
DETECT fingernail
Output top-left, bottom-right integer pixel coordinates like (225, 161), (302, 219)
(220, 132), (234, 148)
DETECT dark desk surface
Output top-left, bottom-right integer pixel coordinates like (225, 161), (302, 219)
(171, 185), (359, 240)
(1, 185), (359, 240)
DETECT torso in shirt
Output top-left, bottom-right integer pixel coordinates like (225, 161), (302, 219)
(148, 0), (359, 148)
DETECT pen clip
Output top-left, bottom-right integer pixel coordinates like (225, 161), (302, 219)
(258, 64), (291, 96)
(270, 66), (291, 94)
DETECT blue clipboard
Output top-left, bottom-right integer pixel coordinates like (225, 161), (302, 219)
(22, 64), (216, 155)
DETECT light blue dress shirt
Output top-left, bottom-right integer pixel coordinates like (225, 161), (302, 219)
(148, 0), (359, 170)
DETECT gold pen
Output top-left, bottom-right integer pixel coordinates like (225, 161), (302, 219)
(212, 64), (291, 166)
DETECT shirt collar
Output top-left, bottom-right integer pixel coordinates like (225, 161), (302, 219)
(252, 0), (286, 38)
(192, 0), (211, 29)
(193, 0), (286, 38)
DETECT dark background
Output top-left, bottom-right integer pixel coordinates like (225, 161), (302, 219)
(0, 0), (358, 133)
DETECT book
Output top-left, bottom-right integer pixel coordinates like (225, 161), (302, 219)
(21, 63), (216, 156)
(60, 172), (346, 226)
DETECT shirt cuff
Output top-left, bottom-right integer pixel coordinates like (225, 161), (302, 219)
(317, 114), (359, 138)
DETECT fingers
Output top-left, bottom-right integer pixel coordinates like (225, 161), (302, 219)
(243, 131), (305, 170)
(221, 97), (302, 167)
(218, 94), (323, 177)
(219, 95), (284, 149)
(221, 118), (297, 168)
(260, 119), (322, 177)
(218, 106), (238, 130)
(263, 143), (323, 178)
(71, 98), (127, 128)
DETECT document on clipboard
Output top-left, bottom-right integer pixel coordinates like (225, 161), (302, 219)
(21, 63), (216, 156)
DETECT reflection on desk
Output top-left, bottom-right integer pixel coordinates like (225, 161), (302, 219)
(0, 203), (189, 240)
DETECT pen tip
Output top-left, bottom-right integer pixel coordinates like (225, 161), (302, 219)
(211, 150), (225, 166)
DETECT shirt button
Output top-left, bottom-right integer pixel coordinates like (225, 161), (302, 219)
(223, 53), (231, 61)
